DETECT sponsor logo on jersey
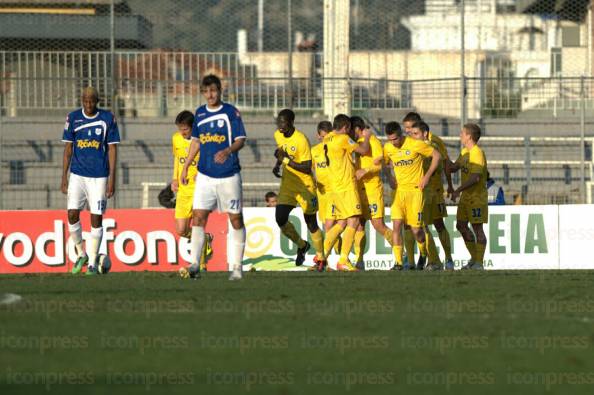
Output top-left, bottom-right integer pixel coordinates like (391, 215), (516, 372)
(199, 133), (227, 144)
(178, 157), (197, 166)
(77, 139), (101, 149)
(394, 159), (414, 167)
(316, 162), (328, 169)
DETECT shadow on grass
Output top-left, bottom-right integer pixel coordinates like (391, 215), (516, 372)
(243, 255), (306, 271)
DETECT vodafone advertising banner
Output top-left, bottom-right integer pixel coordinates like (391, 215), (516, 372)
(0, 205), (593, 273)
(0, 210), (228, 274)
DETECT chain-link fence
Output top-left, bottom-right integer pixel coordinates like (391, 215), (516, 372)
(1, 0), (593, 209)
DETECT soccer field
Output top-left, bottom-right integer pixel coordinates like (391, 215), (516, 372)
(1, 271), (594, 394)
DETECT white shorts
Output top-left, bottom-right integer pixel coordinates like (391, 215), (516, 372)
(67, 173), (107, 215)
(193, 172), (242, 214)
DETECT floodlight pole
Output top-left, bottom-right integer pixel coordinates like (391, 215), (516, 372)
(288, 0), (293, 108)
(460, 0), (467, 130)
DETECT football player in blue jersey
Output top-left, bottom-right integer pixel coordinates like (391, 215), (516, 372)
(180, 75), (247, 280)
(61, 87), (120, 275)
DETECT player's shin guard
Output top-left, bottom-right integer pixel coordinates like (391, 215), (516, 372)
(403, 228), (415, 263)
(339, 226), (356, 262)
(416, 238), (427, 258)
(68, 221), (85, 257)
(474, 242), (486, 265)
(280, 223), (306, 249)
(190, 226), (205, 265)
(438, 228), (453, 261)
(324, 224), (344, 257)
(310, 229), (325, 260)
(425, 231), (440, 263)
(383, 228), (394, 247)
(353, 229), (366, 263)
(228, 226), (246, 272)
(87, 227), (103, 267)
(392, 245), (403, 266)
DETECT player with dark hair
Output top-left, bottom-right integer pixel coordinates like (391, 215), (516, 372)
(265, 191), (278, 207)
(381, 121), (441, 270)
(448, 123), (488, 270)
(321, 114), (371, 271)
(61, 87), (119, 275)
(180, 74), (247, 280)
(350, 116), (393, 270)
(272, 109), (326, 269)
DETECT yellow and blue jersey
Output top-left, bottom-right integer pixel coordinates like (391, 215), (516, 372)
(192, 102), (246, 178)
(62, 108), (120, 178)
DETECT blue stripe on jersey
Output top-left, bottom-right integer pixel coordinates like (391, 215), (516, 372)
(62, 108), (120, 178)
(192, 102), (246, 178)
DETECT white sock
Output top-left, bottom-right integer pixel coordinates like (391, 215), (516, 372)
(87, 227), (103, 267)
(190, 226), (205, 265)
(68, 221), (85, 257)
(228, 226), (246, 272)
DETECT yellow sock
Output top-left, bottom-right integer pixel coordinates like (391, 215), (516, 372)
(392, 245), (403, 266)
(310, 229), (325, 259)
(404, 228), (415, 263)
(425, 231), (440, 264)
(438, 228), (453, 261)
(417, 239), (427, 257)
(353, 229), (366, 262)
(339, 226), (357, 262)
(324, 224), (344, 257)
(334, 236), (342, 254)
(475, 242), (486, 264)
(464, 241), (476, 261)
(281, 223), (306, 248)
(383, 228), (394, 247)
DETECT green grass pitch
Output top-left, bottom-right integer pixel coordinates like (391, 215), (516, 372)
(1, 270), (594, 394)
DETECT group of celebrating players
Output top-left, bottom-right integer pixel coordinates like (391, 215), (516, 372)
(61, 74), (488, 279)
(272, 109), (489, 272)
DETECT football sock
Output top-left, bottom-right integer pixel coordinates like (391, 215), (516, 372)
(438, 228), (453, 261)
(339, 226), (357, 262)
(190, 226), (205, 265)
(310, 229), (325, 259)
(417, 239), (427, 258)
(324, 224), (344, 257)
(68, 221), (85, 257)
(392, 245), (403, 266)
(383, 228), (394, 247)
(228, 226), (246, 272)
(464, 240), (476, 262)
(353, 229), (366, 263)
(404, 228), (415, 263)
(425, 230), (440, 263)
(280, 223), (306, 249)
(334, 236), (342, 255)
(475, 242), (486, 265)
(87, 227), (103, 267)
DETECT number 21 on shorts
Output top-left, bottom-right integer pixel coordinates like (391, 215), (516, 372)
(229, 199), (241, 210)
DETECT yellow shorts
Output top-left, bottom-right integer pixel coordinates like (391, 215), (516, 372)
(360, 184), (385, 220)
(391, 188), (424, 228)
(278, 183), (318, 215)
(457, 196), (488, 224)
(175, 191), (194, 219)
(328, 189), (362, 220)
(423, 189), (447, 225)
(317, 191), (334, 223)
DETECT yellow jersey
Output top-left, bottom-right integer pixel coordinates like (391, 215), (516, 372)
(311, 142), (331, 194)
(274, 129), (315, 190)
(356, 134), (383, 190)
(383, 136), (434, 192)
(323, 131), (358, 193)
(172, 131), (199, 192)
(456, 144), (488, 202)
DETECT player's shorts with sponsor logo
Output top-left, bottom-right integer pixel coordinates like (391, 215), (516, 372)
(456, 194), (488, 224)
(67, 173), (107, 215)
(359, 183), (384, 220)
(175, 187), (194, 219)
(391, 188), (424, 228)
(422, 188), (447, 225)
(317, 190), (335, 223)
(193, 172), (242, 214)
(327, 188), (361, 220)
(278, 182), (318, 215)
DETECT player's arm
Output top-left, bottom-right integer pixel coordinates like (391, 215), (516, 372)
(107, 144), (117, 198)
(352, 128), (371, 155)
(451, 151), (484, 201)
(385, 162), (396, 190)
(275, 145), (312, 175)
(214, 137), (245, 164)
(180, 138), (200, 185)
(215, 107), (247, 164)
(419, 149), (441, 190)
(171, 156), (179, 192)
(61, 142), (73, 194)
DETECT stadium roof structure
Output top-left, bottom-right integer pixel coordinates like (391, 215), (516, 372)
(0, 0), (150, 49)
(517, 0), (590, 21)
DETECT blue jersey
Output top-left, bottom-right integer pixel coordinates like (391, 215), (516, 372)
(62, 108), (120, 178)
(192, 102), (246, 178)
